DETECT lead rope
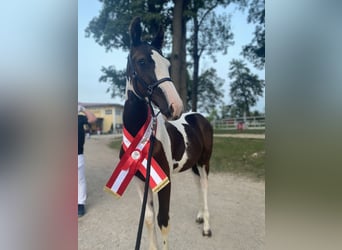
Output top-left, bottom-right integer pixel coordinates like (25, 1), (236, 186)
(134, 101), (157, 250)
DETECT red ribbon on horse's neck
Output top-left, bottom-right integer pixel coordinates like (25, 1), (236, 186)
(104, 106), (169, 198)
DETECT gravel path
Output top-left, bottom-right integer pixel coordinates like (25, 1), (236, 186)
(78, 135), (265, 250)
(214, 134), (265, 139)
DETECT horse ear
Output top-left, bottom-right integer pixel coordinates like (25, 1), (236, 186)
(151, 25), (164, 50)
(129, 17), (142, 47)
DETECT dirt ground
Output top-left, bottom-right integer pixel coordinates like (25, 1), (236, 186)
(78, 135), (265, 250)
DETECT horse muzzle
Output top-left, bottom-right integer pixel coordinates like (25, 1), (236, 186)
(156, 81), (183, 120)
(169, 102), (183, 120)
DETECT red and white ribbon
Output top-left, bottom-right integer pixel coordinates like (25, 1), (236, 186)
(104, 111), (169, 198)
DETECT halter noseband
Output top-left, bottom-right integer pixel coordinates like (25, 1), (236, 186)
(128, 53), (172, 101)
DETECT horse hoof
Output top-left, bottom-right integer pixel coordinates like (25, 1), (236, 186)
(202, 229), (212, 237)
(196, 217), (204, 224)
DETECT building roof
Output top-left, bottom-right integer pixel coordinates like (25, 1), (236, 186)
(82, 102), (123, 109)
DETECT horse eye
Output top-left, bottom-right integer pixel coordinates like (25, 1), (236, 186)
(137, 59), (145, 66)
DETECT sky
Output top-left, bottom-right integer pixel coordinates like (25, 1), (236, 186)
(78, 1), (265, 113)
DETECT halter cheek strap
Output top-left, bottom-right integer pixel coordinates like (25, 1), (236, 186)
(128, 55), (173, 100)
(146, 77), (172, 96)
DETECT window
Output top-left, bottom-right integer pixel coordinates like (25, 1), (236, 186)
(105, 109), (112, 115)
(115, 109), (122, 116)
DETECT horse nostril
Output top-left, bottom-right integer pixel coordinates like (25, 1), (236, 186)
(169, 103), (181, 120)
(169, 104), (174, 116)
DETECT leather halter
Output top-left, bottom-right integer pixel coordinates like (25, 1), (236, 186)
(128, 52), (172, 100)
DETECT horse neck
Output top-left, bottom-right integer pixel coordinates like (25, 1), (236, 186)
(123, 91), (149, 137)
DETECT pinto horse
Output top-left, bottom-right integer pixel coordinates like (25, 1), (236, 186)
(122, 17), (213, 250)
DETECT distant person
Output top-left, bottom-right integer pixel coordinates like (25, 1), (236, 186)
(78, 104), (97, 217)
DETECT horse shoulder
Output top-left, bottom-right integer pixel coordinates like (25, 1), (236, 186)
(165, 113), (202, 170)
(154, 116), (174, 170)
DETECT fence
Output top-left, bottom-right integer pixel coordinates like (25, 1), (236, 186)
(212, 116), (266, 130)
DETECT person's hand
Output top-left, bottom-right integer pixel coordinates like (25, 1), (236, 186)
(78, 104), (85, 113)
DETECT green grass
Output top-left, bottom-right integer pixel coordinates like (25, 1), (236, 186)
(211, 137), (265, 179)
(109, 137), (265, 180)
(108, 138), (122, 150)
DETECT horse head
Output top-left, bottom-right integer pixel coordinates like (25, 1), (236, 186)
(126, 17), (183, 120)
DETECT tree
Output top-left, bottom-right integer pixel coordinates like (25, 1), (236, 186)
(206, 109), (219, 123)
(171, 0), (189, 105)
(85, 0), (190, 105)
(188, 68), (225, 114)
(85, 0), (246, 112)
(187, 0), (234, 111)
(227, 105), (241, 118)
(251, 109), (261, 116)
(85, 0), (170, 52)
(220, 104), (231, 119)
(242, 0), (265, 69)
(98, 66), (126, 100)
(229, 59), (264, 116)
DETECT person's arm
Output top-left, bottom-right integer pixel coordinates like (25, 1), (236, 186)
(78, 104), (97, 123)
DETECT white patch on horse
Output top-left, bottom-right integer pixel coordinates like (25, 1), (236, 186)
(155, 115), (173, 177)
(161, 225), (170, 250)
(151, 50), (183, 117)
(151, 50), (170, 79)
(125, 77), (136, 100)
(167, 113), (195, 173)
(197, 166), (211, 235)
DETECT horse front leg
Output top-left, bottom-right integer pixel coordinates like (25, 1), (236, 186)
(135, 178), (158, 250)
(193, 166), (212, 237)
(157, 182), (171, 250)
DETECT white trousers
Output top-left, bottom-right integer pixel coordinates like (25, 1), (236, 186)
(78, 154), (87, 205)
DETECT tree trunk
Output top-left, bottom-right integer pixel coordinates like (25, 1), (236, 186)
(191, 15), (199, 112)
(171, 0), (187, 109)
(180, 8), (188, 110)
